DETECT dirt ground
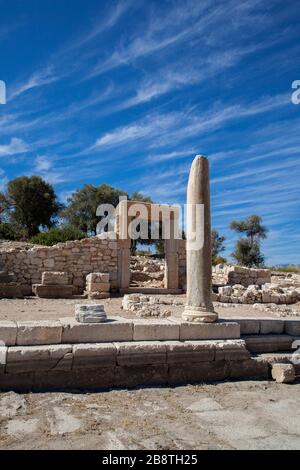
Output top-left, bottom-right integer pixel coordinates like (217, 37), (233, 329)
(0, 380), (300, 450)
(1, 295), (299, 321)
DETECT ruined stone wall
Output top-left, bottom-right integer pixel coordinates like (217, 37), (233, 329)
(212, 264), (271, 287)
(0, 237), (118, 294)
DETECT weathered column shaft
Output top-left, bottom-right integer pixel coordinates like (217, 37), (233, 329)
(183, 155), (218, 323)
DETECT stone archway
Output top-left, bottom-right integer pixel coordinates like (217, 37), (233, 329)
(115, 200), (181, 293)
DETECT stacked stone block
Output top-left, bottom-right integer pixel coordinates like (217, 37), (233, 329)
(85, 272), (110, 299)
(33, 271), (73, 298)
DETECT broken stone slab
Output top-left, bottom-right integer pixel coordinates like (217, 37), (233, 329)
(16, 320), (62, 346)
(32, 284), (73, 299)
(133, 319), (180, 341)
(75, 304), (107, 323)
(114, 341), (167, 366)
(6, 345), (73, 373)
(271, 363), (295, 383)
(41, 271), (69, 285)
(60, 316), (133, 343)
(0, 321), (17, 346)
(73, 343), (116, 368)
(86, 273), (110, 283)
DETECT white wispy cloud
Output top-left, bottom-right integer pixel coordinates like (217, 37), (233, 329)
(0, 138), (28, 156)
(9, 65), (62, 100)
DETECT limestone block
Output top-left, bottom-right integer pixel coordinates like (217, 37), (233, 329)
(0, 346), (7, 373)
(244, 335), (293, 353)
(229, 358), (269, 380)
(235, 319), (260, 335)
(272, 363), (295, 383)
(73, 343), (116, 368)
(6, 345), (73, 373)
(218, 286), (232, 296)
(16, 320), (62, 346)
(214, 339), (250, 361)
(262, 291), (272, 303)
(285, 320), (300, 336)
(86, 273), (109, 283)
(114, 341), (167, 365)
(168, 360), (230, 385)
(42, 271), (68, 285)
(32, 366), (115, 391)
(166, 340), (215, 363)
(75, 304), (107, 323)
(86, 282), (110, 292)
(32, 284), (73, 299)
(61, 317), (133, 343)
(133, 320), (180, 341)
(43, 259), (55, 268)
(0, 321), (17, 346)
(115, 364), (168, 388)
(178, 321), (240, 341)
(260, 319), (285, 335)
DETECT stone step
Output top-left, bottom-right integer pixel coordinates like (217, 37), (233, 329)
(254, 352), (300, 375)
(224, 317), (300, 336)
(0, 339), (269, 391)
(243, 334), (294, 353)
(0, 318), (240, 346)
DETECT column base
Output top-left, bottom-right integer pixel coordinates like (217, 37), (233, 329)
(182, 306), (218, 323)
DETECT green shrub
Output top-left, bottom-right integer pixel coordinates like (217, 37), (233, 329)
(30, 226), (86, 246)
(0, 223), (21, 241)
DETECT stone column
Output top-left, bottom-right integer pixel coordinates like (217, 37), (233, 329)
(182, 155), (218, 323)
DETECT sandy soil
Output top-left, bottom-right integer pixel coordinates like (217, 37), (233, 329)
(0, 380), (300, 450)
(0, 295), (299, 322)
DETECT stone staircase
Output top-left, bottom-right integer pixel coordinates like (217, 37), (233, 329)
(0, 316), (299, 391)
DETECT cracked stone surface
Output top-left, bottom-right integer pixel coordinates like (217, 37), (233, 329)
(0, 381), (300, 449)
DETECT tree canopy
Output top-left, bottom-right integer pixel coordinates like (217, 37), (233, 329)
(230, 214), (268, 267)
(0, 176), (61, 238)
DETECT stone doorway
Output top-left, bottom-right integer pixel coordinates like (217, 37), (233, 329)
(115, 200), (182, 294)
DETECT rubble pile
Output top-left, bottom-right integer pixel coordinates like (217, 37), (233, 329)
(212, 264), (271, 287)
(130, 256), (164, 287)
(122, 293), (184, 318)
(217, 283), (300, 305)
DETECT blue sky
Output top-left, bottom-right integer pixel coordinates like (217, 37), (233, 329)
(0, 0), (299, 264)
